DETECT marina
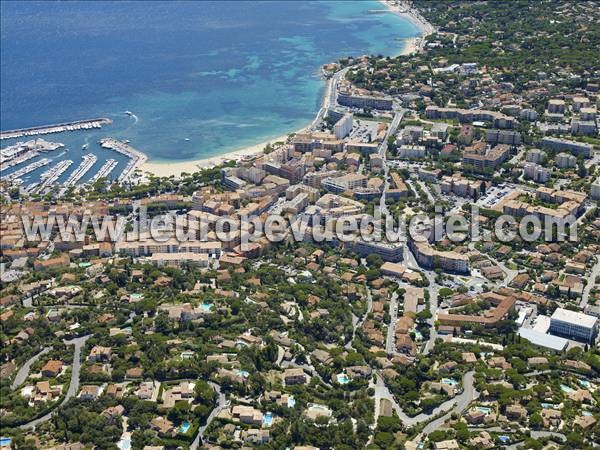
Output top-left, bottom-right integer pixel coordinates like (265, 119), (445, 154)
(99, 138), (148, 183)
(0, 139), (64, 163)
(0, 150), (39, 172)
(35, 159), (74, 193)
(4, 158), (51, 182)
(89, 158), (118, 183)
(64, 153), (97, 187)
(0, 118), (112, 140)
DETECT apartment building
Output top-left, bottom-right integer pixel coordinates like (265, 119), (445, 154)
(549, 308), (598, 343)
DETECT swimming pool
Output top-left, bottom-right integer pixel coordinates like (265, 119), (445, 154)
(117, 436), (131, 450)
(541, 403), (557, 409)
(262, 412), (274, 427)
(201, 302), (213, 312)
(179, 421), (191, 434)
(336, 373), (350, 384)
(579, 380), (590, 388)
(498, 436), (510, 443)
(287, 396), (296, 408)
(0, 438), (12, 448)
(441, 378), (459, 386)
(236, 370), (250, 378)
(560, 384), (575, 393)
(476, 406), (492, 414)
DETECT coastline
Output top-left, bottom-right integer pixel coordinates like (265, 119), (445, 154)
(140, 132), (294, 177)
(139, 1), (433, 178)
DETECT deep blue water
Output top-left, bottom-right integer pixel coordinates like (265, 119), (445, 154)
(1, 0), (418, 180)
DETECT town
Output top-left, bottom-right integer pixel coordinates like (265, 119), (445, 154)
(0, 1), (599, 449)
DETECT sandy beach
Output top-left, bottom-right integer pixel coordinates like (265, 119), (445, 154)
(380, 0), (436, 56)
(139, 1), (432, 178)
(140, 132), (293, 177)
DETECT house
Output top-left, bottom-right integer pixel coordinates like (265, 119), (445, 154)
(241, 429), (270, 445)
(125, 367), (144, 379)
(151, 416), (176, 436)
(232, 405), (263, 426)
(434, 440), (460, 450)
(79, 385), (101, 400)
(101, 405), (125, 419)
(540, 409), (562, 428)
(284, 368), (307, 385)
(41, 360), (63, 378)
(462, 352), (478, 363)
(88, 346), (112, 362)
(105, 384), (124, 399)
(506, 404), (527, 421)
(162, 381), (195, 408)
(136, 381), (157, 400)
(31, 381), (62, 405)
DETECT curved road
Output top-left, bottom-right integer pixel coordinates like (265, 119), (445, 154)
(20, 334), (91, 430)
(190, 381), (227, 450)
(375, 370), (477, 432)
(11, 347), (52, 391)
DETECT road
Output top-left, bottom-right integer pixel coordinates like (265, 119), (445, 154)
(20, 334), (90, 430)
(581, 257), (600, 307)
(419, 371), (478, 436)
(385, 292), (399, 354)
(11, 347), (52, 391)
(347, 285), (373, 349)
(374, 370), (477, 431)
(422, 270), (440, 355)
(191, 382), (227, 450)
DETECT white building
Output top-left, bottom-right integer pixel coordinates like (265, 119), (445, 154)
(555, 153), (576, 169)
(526, 149), (545, 164)
(592, 177), (600, 200)
(549, 308), (598, 343)
(333, 113), (353, 139)
(524, 163), (550, 183)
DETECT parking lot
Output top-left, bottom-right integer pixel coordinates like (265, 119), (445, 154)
(476, 184), (513, 208)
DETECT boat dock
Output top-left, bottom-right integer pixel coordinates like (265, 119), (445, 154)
(5, 158), (51, 182)
(35, 160), (74, 193)
(0, 118), (112, 141)
(64, 153), (97, 186)
(89, 159), (118, 183)
(1, 138), (64, 163)
(99, 138), (147, 183)
(0, 151), (39, 172)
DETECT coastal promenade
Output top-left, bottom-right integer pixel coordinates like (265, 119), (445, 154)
(1, 118), (112, 141)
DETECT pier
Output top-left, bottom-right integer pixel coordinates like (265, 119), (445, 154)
(99, 138), (147, 183)
(35, 160), (74, 193)
(0, 151), (39, 172)
(4, 158), (51, 182)
(64, 153), (97, 187)
(0, 118), (112, 141)
(89, 159), (118, 183)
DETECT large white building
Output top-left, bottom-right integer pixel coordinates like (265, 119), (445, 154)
(333, 113), (353, 139)
(524, 163), (550, 183)
(549, 308), (598, 343)
(592, 177), (600, 200)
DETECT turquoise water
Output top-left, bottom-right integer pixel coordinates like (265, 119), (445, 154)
(337, 373), (351, 384)
(201, 302), (213, 312)
(0, 437), (12, 447)
(262, 411), (274, 427)
(579, 380), (590, 388)
(287, 395), (296, 408)
(178, 421), (191, 434)
(560, 384), (575, 393)
(476, 406), (492, 414)
(1, 1), (419, 180)
(441, 378), (459, 386)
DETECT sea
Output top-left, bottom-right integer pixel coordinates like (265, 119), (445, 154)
(0, 0), (419, 184)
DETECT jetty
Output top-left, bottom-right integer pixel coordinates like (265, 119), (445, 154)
(99, 138), (147, 183)
(0, 118), (112, 141)
(64, 153), (97, 187)
(5, 158), (51, 182)
(89, 159), (118, 183)
(35, 160), (74, 193)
